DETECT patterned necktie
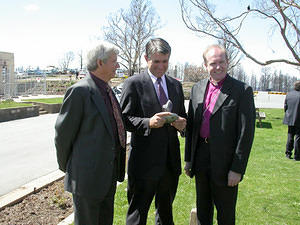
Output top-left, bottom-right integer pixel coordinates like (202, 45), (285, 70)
(107, 86), (126, 148)
(157, 77), (168, 106)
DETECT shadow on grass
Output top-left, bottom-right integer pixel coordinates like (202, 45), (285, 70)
(256, 122), (272, 129)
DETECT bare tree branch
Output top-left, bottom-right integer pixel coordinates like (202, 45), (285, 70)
(103, 0), (161, 76)
(59, 51), (74, 71)
(179, 0), (300, 67)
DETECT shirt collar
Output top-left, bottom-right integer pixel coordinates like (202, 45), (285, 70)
(148, 69), (166, 85)
(209, 74), (227, 88)
(90, 72), (109, 90)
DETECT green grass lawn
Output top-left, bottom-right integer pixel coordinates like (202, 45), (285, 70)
(113, 108), (300, 225)
(0, 100), (33, 109)
(23, 97), (63, 104)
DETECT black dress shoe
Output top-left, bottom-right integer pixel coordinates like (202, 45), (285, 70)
(286, 154), (292, 159)
(294, 158), (300, 161)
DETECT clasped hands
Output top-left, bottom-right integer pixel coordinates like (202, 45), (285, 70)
(149, 112), (186, 131)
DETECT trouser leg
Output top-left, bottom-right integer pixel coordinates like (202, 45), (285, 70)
(212, 182), (238, 225)
(195, 170), (214, 225)
(72, 180), (116, 225)
(154, 168), (179, 225)
(126, 177), (156, 225)
(294, 126), (300, 159)
(286, 126), (295, 156)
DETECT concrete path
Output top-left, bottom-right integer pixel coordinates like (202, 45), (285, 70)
(0, 113), (58, 196)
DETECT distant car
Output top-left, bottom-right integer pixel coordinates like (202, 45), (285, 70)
(112, 83), (123, 102)
(116, 69), (125, 78)
(78, 70), (87, 79)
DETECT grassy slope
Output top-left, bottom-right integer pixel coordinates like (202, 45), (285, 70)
(113, 109), (300, 224)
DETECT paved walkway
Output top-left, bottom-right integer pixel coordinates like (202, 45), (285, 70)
(0, 113), (58, 196)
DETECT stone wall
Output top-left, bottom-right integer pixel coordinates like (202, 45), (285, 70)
(0, 106), (39, 122)
(32, 102), (62, 114)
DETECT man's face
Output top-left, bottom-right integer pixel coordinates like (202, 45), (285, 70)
(100, 53), (119, 81)
(204, 47), (228, 82)
(145, 53), (170, 78)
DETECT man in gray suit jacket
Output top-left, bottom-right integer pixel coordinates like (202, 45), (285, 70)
(283, 80), (300, 161)
(184, 45), (255, 225)
(55, 44), (126, 225)
(120, 38), (187, 225)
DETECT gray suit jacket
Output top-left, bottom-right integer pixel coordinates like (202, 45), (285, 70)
(120, 71), (187, 179)
(185, 75), (255, 186)
(55, 73), (126, 199)
(283, 90), (300, 127)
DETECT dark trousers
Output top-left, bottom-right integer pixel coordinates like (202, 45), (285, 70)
(286, 126), (300, 159)
(72, 166), (117, 225)
(126, 168), (179, 225)
(194, 141), (238, 225)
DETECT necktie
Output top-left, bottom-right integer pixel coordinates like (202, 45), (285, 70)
(107, 86), (126, 148)
(157, 77), (168, 106)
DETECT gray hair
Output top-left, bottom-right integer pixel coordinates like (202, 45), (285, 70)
(145, 38), (171, 59)
(86, 44), (119, 71)
(203, 44), (228, 64)
(294, 80), (300, 91)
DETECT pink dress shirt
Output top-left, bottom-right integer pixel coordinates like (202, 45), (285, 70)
(199, 77), (226, 138)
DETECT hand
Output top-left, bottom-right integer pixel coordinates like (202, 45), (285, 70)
(149, 112), (171, 128)
(227, 170), (241, 187)
(171, 116), (186, 131)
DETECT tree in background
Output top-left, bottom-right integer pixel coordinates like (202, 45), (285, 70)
(183, 63), (207, 82)
(78, 50), (84, 70)
(103, 0), (160, 76)
(231, 63), (248, 83)
(218, 33), (242, 72)
(59, 51), (74, 72)
(250, 73), (258, 90)
(259, 67), (272, 90)
(179, 0), (300, 67)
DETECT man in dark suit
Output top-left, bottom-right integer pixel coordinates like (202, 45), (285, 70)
(120, 38), (187, 225)
(283, 80), (300, 161)
(184, 44), (255, 225)
(55, 44), (126, 225)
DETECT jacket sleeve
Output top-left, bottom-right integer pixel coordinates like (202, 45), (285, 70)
(54, 86), (84, 172)
(230, 86), (256, 174)
(185, 86), (195, 163)
(120, 78), (151, 136)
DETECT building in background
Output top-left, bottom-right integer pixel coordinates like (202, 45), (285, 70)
(0, 51), (15, 98)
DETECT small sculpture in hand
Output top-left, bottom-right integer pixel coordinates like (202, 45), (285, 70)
(162, 100), (179, 123)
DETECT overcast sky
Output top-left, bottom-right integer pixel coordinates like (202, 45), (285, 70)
(0, 0), (299, 77)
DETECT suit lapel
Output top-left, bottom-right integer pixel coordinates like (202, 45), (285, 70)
(211, 75), (232, 115)
(196, 79), (209, 106)
(165, 76), (176, 112)
(194, 79), (209, 122)
(142, 72), (162, 112)
(86, 74), (114, 139)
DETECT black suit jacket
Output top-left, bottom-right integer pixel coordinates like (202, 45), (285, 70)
(185, 75), (255, 186)
(120, 71), (187, 179)
(55, 73), (126, 199)
(283, 90), (300, 127)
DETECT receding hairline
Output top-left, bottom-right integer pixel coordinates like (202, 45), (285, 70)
(203, 45), (228, 64)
